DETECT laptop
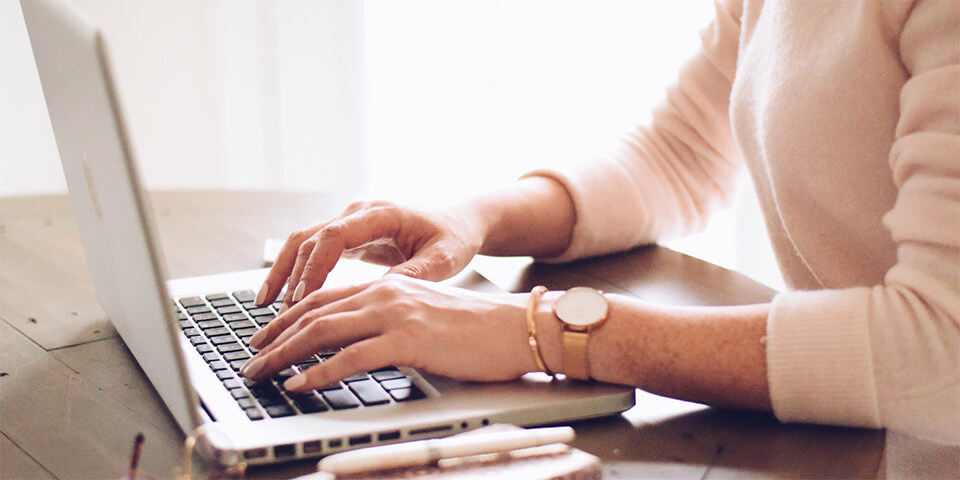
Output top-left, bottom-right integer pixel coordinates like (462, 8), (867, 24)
(19, 0), (636, 467)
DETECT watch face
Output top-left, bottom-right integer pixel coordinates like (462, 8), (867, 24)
(554, 287), (608, 327)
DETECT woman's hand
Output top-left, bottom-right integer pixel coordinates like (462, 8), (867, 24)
(240, 274), (537, 392)
(255, 200), (486, 311)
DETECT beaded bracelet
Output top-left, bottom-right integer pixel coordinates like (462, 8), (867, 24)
(526, 285), (553, 376)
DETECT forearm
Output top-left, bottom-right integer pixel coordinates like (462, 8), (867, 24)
(456, 176), (576, 259)
(534, 292), (772, 411)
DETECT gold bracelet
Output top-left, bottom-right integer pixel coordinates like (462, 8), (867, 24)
(526, 285), (553, 375)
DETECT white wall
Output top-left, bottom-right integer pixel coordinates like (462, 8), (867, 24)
(363, 0), (714, 203)
(1, 0), (364, 195)
(0, 0), (64, 195)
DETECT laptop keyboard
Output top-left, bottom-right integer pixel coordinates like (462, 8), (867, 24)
(174, 290), (425, 421)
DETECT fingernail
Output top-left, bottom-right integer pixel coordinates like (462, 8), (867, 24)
(249, 329), (267, 349)
(278, 304), (289, 315)
(284, 373), (307, 391)
(241, 357), (265, 379)
(292, 281), (306, 303)
(255, 282), (269, 306)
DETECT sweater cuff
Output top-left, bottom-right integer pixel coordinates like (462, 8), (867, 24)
(767, 288), (881, 429)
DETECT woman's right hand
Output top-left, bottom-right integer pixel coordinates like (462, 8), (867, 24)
(254, 200), (486, 309)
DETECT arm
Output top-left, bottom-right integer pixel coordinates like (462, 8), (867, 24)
(458, 175), (576, 259)
(534, 293), (773, 411)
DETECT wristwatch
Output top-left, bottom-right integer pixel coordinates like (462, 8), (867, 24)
(552, 287), (609, 380)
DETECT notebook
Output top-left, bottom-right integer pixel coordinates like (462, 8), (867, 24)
(19, 0), (636, 467)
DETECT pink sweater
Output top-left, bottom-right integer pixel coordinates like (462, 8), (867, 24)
(532, 0), (959, 443)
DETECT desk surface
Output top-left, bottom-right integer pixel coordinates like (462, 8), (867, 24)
(0, 191), (952, 479)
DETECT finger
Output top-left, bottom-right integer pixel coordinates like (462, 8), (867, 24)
(242, 309), (381, 382)
(288, 206), (404, 305)
(259, 201), (372, 308)
(256, 225), (323, 306)
(283, 337), (402, 392)
(248, 281), (370, 350)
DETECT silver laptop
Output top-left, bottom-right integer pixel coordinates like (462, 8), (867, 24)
(20, 0), (635, 467)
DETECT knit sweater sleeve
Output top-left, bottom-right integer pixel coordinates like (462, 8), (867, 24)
(767, 0), (959, 443)
(524, 0), (744, 263)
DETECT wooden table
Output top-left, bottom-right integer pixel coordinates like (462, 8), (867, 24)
(1, 191), (954, 479)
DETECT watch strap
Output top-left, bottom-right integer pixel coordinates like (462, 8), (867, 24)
(562, 329), (590, 380)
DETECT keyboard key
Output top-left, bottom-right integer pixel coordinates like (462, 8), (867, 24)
(266, 405), (296, 418)
(209, 335), (236, 345)
(223, 351), (250, 362)
(245, 407), (265, 420)
(349, 380), (392, 406)
(297, 360), (319, 371)
(390, 386), (425, 402)
(210, 298), (235, 308)
(209, 360), (229, 371)
(205, 327), (231, 337)
(186, 306), (211, 315)
(222, 379), (242, 390)
(222, 313), (247, 322)
(216, 370), (236, 380)
(380, 378), (412, 391)
(247, 307), (273, 317)
(234, 327), (258, 337)
(227, 319), (255, 330)
(189, 337), (208, 346)
(249, 382), (282, 399)
(230, 360), (248, 371)
(233, 290), (256, 303)
(257, 395), (287, 408)
(179, 297), (205, 308)
(231, 389), (251, 400)
(323, 389), (361, 410)
(216, 342), (244, 354)
(202, 352), (220, 363)
(237, 398), (256, 409)
(191, 312), (218, 322)
(292, 393), (329, 413)
(371, 369), (404, 382)
(182, 327), (201, 338)
(196, 319), (223, 330)
(205, 293), (229, 301)
(255, 315), (275, 326)
(196, 344), (214, 354)
(216, 305), (242, 315)
(343, 373), (370, 383)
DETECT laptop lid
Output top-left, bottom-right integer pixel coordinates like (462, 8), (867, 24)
(19, 0), (202, 433)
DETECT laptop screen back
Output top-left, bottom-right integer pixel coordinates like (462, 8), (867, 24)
(20, 0), (200, 432)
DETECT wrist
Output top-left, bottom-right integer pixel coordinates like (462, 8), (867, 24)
(533, 289), (620, 382)
(471, 176), (575, 258)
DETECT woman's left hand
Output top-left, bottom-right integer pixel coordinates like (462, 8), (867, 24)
(240, 274), (536, 392)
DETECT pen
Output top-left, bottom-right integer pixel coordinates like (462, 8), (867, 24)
(317, 426), (575, 475)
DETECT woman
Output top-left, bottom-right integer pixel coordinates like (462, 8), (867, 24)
(241, 0), (959, 444)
